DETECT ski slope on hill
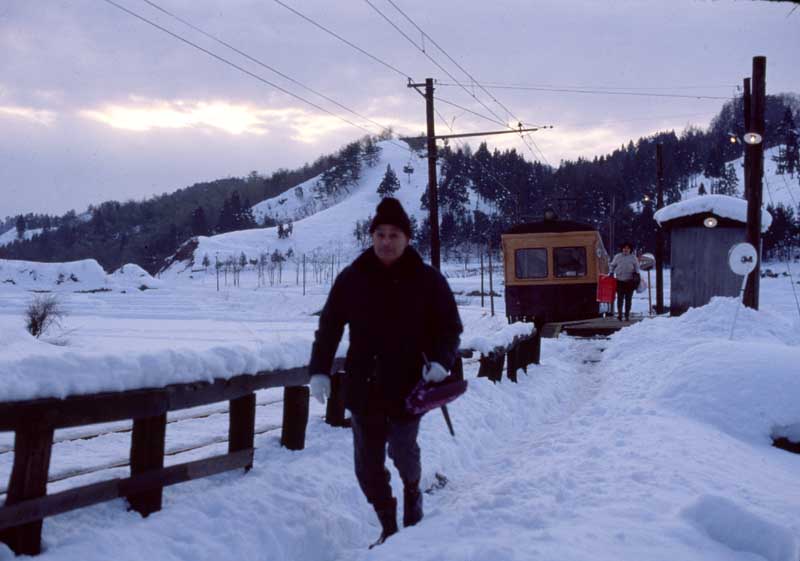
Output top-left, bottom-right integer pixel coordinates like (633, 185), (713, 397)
(163, 141), (429, 275)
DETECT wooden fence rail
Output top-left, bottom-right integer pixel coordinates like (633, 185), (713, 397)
(0, 329), (540, 556)
(0, 359), (342, 556)
(324, 331), (540, 427)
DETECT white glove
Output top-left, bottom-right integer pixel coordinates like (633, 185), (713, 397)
(309, 374), (331, 404)
(422, 361), (449, 383)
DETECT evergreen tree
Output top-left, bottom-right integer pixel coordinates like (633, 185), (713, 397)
(714, 163), (739, 196)
(15, 215), (25, 239)
(190, 206), (209, 236)
(377, 164), (400, 197)
(241, 198), (257, 229)
(363, 137), (382, 167)
(698, 182), (707, 195)
(773, 108), (799, 177)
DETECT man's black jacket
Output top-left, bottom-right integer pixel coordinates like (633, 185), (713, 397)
(308, 246), (463, 417)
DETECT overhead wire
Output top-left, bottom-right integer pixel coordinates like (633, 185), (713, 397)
(433, 96), (508, 128)
(139, 0), (398, 139)
(382, 0), (550, 164)
(362, 2), (514, 128)
(365, 0), (550, 165)
(436, 82), (731, 100)
(380, 0), (551, 164)
(271, 0), (411, 80)
(762, 175), (800, 320)
(100, 0), (411, 152)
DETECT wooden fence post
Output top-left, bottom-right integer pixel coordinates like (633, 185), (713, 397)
(325, 372), (348, 428)
(507, 345), (518, 383)
(127, 414), (167, 517)
(229, 393), (256, 471)
(281, 386), (309, 450)
(0, 424), (54, 555)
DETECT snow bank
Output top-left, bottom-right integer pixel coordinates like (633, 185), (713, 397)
(0, 323), (319, 402)
(654, 194), (773, 231)
(461, 320), (534, 354)
(109, 263), (164, 290)
(0, 258), (108, 291)
(602, 297), (800, 446)
(683, 495), (798, 561)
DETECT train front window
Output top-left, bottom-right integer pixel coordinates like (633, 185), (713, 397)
(515, 248), (548, 279)
(554, 247), (587, 278)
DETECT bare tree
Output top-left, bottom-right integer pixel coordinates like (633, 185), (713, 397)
(25, 294), (65, 338)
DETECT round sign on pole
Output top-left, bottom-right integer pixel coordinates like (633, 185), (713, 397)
(638, 253), (655, 271)
(728, 243), (758, 276)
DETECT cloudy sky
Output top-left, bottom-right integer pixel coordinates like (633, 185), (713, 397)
(1, 0), (798, 218)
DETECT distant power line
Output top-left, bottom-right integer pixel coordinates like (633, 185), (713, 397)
(272, 0), (411, 80)
(139, 0), (397, 138)
(364, 0), (550, 165)
(436, 82), (731, 100)
(99, 0), (410, 151)
(380, 0), (551, 165)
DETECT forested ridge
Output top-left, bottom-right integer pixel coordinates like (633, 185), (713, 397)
(2, 94), (798, 272)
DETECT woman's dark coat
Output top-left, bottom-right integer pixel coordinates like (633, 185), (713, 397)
(308, 247), (463, 417)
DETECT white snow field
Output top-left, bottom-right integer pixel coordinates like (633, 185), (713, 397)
(0, 258), (799, 561)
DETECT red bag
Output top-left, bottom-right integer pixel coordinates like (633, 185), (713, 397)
(597, 274), (617, 303)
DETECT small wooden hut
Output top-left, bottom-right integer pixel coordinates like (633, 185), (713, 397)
(654, 195), (772, 316)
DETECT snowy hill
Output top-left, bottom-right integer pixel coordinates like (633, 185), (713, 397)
(682, 146), (799, 208)
(164, 141), (429, 275)
(0, 227), (43, 247)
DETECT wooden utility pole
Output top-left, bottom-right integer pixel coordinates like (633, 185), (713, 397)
(407, 78), (441, 270)
(742, 78), (751, 200)
(744, 56), (766, 310)
(488, 241), (495, 317)
(655, 144), (665, 314)
(407, 78), (545, 270)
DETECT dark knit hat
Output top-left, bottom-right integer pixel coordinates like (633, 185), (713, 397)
(369, 197), (412, 237)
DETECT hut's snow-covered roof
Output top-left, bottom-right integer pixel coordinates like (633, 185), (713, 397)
(653, 195), (772, 232)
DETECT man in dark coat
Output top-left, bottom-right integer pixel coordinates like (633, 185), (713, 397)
(308, 197), (462, 547)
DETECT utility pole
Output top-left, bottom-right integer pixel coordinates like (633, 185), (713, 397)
(742, 78), (751, 200)
(407, 78), (546, 271)
(608, 194), (616, 254)
(655, 144), (665, 314)
(407, 78), (440, 269)
(744, 56), (766, 310)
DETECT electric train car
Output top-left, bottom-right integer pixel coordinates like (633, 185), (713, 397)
(501, 219), (609, 325)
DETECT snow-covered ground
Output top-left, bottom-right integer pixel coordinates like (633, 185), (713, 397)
(1, 256), (799, 561)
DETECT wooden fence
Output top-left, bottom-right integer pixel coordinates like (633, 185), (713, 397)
(0, 360), (341, 556)
(0, 329), (540, 556)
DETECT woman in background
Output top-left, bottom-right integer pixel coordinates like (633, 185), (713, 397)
(609, 242), (640, 321)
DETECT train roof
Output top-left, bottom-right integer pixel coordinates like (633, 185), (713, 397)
(503, 220), (597, 235)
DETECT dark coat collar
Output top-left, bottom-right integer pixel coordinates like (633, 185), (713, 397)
(352, 245), (425, 277)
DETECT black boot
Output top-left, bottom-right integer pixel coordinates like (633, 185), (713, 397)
(369, 498), (398, 549)
(403, 482), (423, 527)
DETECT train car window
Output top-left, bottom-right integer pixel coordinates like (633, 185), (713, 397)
(515, 248), (548, 279)
(554, 247), (587, 278)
